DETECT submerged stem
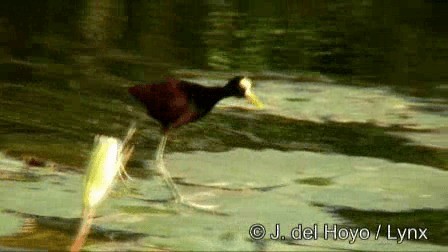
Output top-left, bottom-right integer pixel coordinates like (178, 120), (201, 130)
(70, 208), (95, 252)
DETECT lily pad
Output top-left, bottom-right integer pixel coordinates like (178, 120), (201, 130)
(0, 212), (22, 237)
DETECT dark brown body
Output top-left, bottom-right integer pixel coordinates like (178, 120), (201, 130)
(129, 78), (233, 131)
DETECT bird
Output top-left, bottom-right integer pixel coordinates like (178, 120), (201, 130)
(129, 76), (263, 203)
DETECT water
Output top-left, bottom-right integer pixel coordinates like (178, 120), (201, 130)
(0, 0), (447, 251)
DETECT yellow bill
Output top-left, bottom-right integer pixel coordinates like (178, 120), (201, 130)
(245, 91), (264, 109)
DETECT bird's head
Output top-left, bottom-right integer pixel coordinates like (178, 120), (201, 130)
(225, 76), (264, 108)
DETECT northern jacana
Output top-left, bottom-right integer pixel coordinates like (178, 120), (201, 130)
(129, 76), (263, 203)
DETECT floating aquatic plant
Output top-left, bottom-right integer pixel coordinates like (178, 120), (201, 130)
(70, 125), (135, 252)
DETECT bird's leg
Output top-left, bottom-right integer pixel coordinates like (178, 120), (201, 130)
(155, 134), (184, 203)
(155, 133), (167, 161)
(154, 133), (218, 213)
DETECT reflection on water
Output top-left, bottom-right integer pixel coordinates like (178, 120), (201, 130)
(0, 0), (447, 251)
(1, 1), (448, 94)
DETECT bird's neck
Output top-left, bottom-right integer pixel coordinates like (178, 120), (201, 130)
(193, 86), (232, 114)
(211, 86), (234, 100)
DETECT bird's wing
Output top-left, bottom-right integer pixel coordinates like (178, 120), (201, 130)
(169, 109), (199, 129)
